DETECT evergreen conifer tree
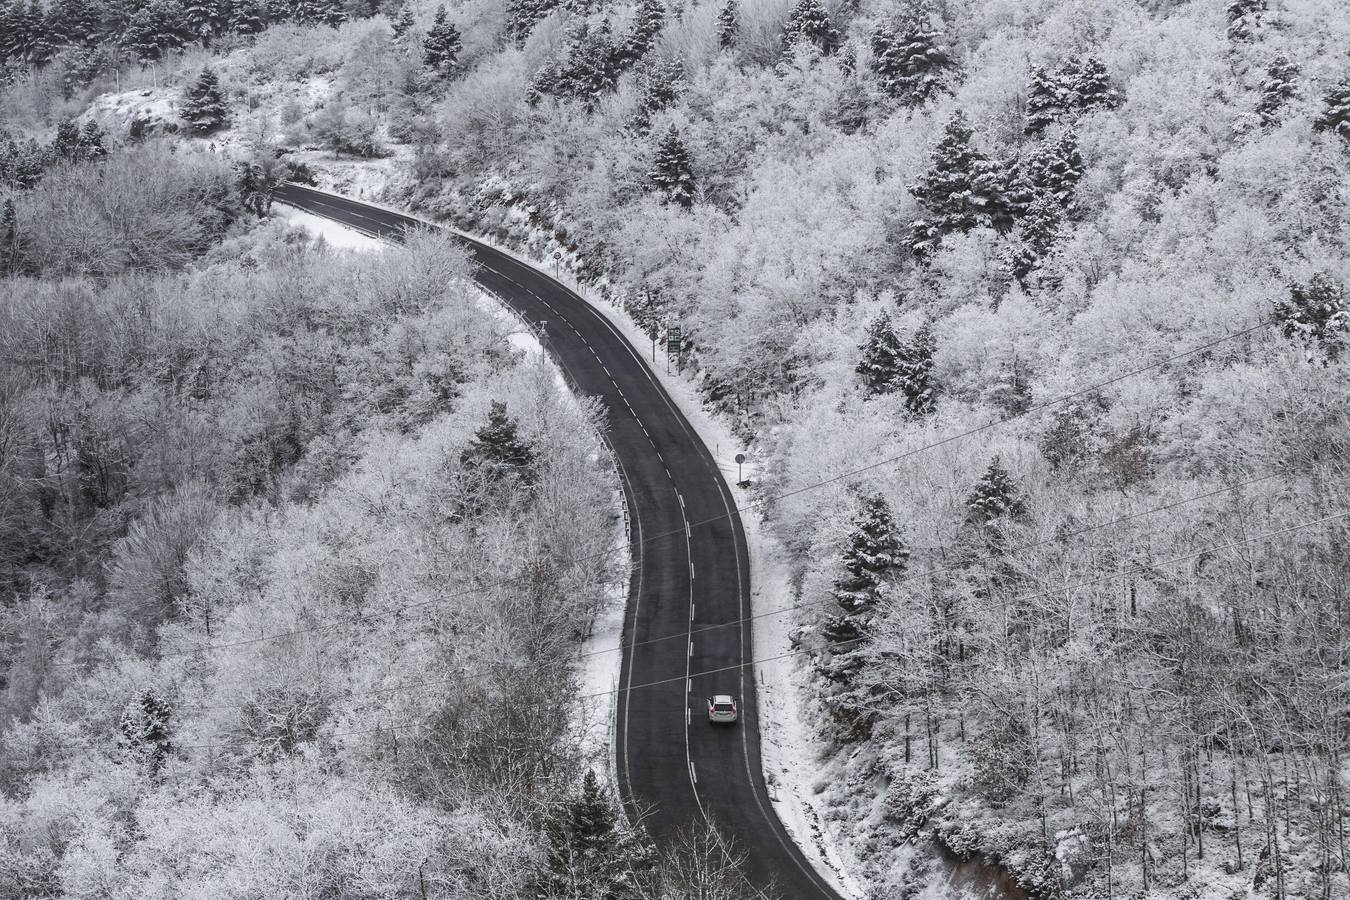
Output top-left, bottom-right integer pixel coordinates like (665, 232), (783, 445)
(1313, 77), (1350, 143)
(1256, 55), (1299, 127)
(1069, 56), (1119, 112)
(423, 5), (462, 79)
(182, 66), (229, 134)
(1226, 0), (1266, 42)
(1024, 63), (1067, 136)
(716, 0), (737, 50)
(856, 310), (903, 396)
(832, 494), (907, 617)
(183, 0), (222, 43)
(649, 124), (695, 209)
(0, 197), (18, 275)
(1276, 272), (1348, 359)
(622, 0), (664, 65)
(539, 770), (656, 899)
(817, 493), (906, 739)
(119, 688), (173, 774)
(505, 0), (559, 45)
(390, 1), (414, 41)
(909, 113), (1011, 255)
(534, 18), (621, 111)
(461, 400), (537, 482)
(50, 120), (82, 160)
(897, 323), (937, 416)
(1027, 131), (1084, 208)
(630, 57), (683, 132)
(228, 0), (266, 34)
(1005, 194), (1062, 286)
(291, 0), (345, 27)
(966, 457), (1026, 526)
(783, 0), (838, 55)
(53, 0), (103, 47)
(879, 13), (951, 106)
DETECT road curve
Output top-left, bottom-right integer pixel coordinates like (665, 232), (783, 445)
(273, 184), (842, 899)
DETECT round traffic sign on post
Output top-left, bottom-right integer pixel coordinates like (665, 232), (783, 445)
(734, 453), (747, 486)
(734, 453), (746, 464)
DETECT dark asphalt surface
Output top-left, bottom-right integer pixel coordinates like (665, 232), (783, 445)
(273, 184), (843, 900)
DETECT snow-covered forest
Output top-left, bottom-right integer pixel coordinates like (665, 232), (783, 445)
(4, 0), (1350, 897)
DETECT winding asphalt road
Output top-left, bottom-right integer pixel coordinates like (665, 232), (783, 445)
(273, 184), (842, 899)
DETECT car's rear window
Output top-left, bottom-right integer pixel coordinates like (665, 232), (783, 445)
(714, 702), (734, 711)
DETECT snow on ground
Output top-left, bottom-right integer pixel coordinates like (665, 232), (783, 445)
(273, 203), (385, 252)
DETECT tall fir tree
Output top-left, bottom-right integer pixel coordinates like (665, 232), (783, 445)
(530, 18), (621, 112)
(183, 0), (222, 43)
(1226, 0), (1266, 42)
(1004, 193), (1062, 287)
(1313, 77), (1350, 143)
(505, 0), (559, 45)
(856, 310), (903, 397)
(818, 493), (906, 739)
(1069, 56), (1120, 111)
(1024, 62), (1067, 135)
(966, 457), (1026, 527)
(0, 196), (18, 275)
(622, 0), (664, 65)
(1026, 131), (1084, 208)
(873, 13), (951, 106)
(716, 0), (737, 50)
(909, 113), (1012, 256)
(461, 400), (537, 483)
(783, 0), (838, 55)
(52, 0), (104, 47)
(1276, 272), (1348, 359)
(390, 1), (414, 41)
(228, 0), (266, 34)
(291, 0), (345, 27)
(896, 323), (937, 416)
(182, 66), (229, 134)
(423, 5), (462, 79)
(630, 57), (684, 132)
(1256, 55), (1299, 127)
(538, 770), (656, 899)
(119, 688), (173, 774)
(649, 123), (695, 209)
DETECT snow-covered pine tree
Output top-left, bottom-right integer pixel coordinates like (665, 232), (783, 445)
(817, 493), (906, 738)
(649, 123), (695, 209)
(2, 0), (53, 64)
(832, 494), (907, 617)
(1256, 55), (1299, 127)
(622, 0), (664, 65)
(716, 0), (737, 50)
(966, 457), (1027, 526)
(1276, 272), (1348, 359)
(291, 0), (344, 27)
(536, 18), (621, 111)
(1069, 56), (1120, 112)
(896, 323), (937, 415)
(183, 0), (222, 43)
(1313, 76), (1350, 143)
(0, 197), (18, 275)
(783, 0), (838, 56)
(856, 310), (903, 397)
(884, 12), (951, 106)
(538, 770), (656, 898)
(182, 66), (229, 134)
(505, 0), (558, 45)
(461, 400), (537, 482)
(909, 113), (1011, 255)
(390, 1), (414, 41)
(1024, 63), (1067, 135)
(1005, 193), (1062, 286)
(423, 5), (462, 79)
(119, 688), (173, 773)
(630, 57), (684, 131)
(228, 0), (266, 34)
(52, 0), (103, 47)
(1226, 0), (1266, 42)
(1027, 131), (1084, 208)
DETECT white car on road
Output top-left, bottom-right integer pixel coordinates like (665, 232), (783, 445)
(707, 695), (738, 724)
